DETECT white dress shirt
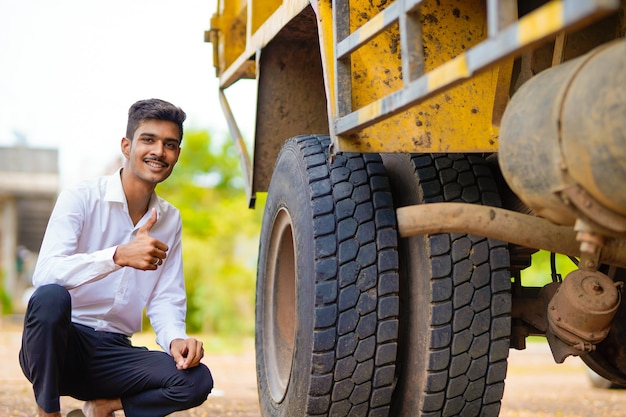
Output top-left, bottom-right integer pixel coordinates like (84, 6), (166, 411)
(33, 168), (188, 353)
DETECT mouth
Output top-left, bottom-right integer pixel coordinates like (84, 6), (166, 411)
(144, 158), (169, 169)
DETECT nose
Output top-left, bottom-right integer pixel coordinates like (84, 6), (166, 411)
(151, 140), (165, 156)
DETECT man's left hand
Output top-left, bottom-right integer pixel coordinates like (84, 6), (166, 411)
(170, 338), (204, 370)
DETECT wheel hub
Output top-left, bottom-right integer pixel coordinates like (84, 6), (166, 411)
(263, 208), (296, 403)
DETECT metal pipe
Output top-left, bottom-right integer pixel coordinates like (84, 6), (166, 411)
(396, 202), (626, 269)
(218, 87), (253, 205)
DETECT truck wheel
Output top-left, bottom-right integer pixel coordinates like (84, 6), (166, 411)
(383, 153), (512, 417)
(256, 135), (400, 417)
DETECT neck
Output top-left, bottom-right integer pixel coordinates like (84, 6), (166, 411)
(120, 168), (155, 225)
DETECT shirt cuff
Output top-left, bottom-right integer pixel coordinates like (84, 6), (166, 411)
(159, 327), (189, 354)
(101, 246), (123, 271)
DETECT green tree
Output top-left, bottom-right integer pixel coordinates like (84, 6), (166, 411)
(157, 130), (263, 337)
(519, 250), (578, 287)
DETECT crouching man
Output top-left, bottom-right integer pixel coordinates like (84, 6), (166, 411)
(19, 99), (213, 417)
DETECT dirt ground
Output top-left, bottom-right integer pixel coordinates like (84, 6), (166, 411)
(0, 316), (260, 417)
(3, 315), (626, 417)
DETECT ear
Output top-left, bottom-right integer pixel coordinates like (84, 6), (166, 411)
(121, 137), (131, 159)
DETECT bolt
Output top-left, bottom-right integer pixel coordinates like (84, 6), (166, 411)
(593, 283), (603, 295)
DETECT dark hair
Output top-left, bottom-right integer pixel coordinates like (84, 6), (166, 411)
(126, 98), (187, 141)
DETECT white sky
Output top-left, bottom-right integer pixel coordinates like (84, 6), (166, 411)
(0, 0), (256, 187)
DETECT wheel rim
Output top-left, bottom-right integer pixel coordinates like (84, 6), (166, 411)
(264, 207), (297, 403)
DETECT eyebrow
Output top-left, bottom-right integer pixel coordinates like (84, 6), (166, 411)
(138, 132), (181, 144)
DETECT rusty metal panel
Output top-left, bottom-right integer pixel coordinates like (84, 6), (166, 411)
(331, 0), (620, 154)
(209, 0), (311, 87)
(335, 0), (507, 153)
(250, 0), (282, 35)
(253, 35), (329, 195)
(209, 0), (249, 77)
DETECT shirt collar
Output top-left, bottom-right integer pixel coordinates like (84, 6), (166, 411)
(104, 168), (126, 204)
(104, 168), (163, 217)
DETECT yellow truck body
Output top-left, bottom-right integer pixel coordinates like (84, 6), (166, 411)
(208, 1), (626, 415)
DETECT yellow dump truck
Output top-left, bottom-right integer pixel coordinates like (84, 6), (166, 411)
(207, 1), (626, 415)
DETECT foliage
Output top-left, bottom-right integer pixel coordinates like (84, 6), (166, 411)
(519, 250), (578, 287)
(0, 269), (11, 314)
(156, 130), (264, 337)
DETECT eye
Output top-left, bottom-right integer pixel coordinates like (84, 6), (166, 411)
(165, 142), (180, 150)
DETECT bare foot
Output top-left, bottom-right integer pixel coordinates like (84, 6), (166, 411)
(37, 406), (61, 417)
(82, 398), (122, 417)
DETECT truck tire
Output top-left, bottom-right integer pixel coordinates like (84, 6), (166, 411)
(256, 135), (400, 417)
(383, 153), (512, 417)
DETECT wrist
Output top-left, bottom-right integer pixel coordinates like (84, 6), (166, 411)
(112, 245), (126, 267)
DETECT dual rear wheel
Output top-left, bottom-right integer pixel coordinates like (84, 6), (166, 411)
(256, 135), (512, 417)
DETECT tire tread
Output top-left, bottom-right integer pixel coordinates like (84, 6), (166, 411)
(292, 135), (400, 416)
(408, 153), (511, 416)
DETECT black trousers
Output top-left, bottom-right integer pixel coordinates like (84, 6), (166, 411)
(19, 284), (213, 417)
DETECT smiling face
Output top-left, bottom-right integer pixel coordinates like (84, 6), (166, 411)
(121, 118), (181, 186)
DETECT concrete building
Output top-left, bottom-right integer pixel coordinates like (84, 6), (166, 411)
(0, 146), (59, 310)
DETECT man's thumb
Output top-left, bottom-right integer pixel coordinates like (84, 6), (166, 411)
(139, 208), (158, 233)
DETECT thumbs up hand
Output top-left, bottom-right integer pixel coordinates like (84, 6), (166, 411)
(114, 208), (169, 270)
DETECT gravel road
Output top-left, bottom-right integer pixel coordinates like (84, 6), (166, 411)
(3, 317), (626, 417)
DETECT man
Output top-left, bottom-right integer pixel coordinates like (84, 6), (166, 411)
(19, 99), (213, 417)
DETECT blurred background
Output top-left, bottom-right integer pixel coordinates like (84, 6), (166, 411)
(0, 0), (260, 342)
